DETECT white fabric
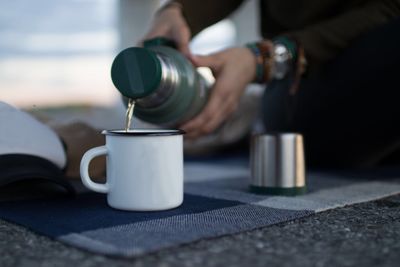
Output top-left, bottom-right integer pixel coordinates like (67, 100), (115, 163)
(0, 101), (66, 168)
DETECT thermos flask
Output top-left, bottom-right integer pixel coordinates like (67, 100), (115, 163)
(111, 37), (212, 126)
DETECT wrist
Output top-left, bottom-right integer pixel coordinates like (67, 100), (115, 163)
(245, 40), (274, 84)
(245, 43), (264, 83)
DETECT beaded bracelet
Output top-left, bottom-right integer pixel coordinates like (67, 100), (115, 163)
(246, 40), (274, 84)
(245, 43), (265, 83)
(246, 37), (307, 86)
(256, 40), (274, 82)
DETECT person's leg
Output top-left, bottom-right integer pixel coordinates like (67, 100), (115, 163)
(263, 18), (400, 168)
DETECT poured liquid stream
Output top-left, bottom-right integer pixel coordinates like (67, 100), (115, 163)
(125, 98), (135, 132)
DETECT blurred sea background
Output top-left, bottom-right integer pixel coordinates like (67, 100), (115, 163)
(0, 0), (118, 107)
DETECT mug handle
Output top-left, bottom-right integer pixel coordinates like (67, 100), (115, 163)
(80, 146), (109, 193)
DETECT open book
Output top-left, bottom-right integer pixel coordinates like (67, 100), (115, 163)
(0, 102), (75, 195)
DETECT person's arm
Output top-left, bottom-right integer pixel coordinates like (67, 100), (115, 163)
(286, 0), (400, 66)
(175, 0), (244, 36)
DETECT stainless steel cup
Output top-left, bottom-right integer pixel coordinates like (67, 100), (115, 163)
(250, 133), (306, 195)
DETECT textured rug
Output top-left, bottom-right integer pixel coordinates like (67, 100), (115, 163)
(0, 160), (400, 257)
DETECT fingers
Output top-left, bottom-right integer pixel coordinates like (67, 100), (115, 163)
(139, 26), (168, 46)
(140, 5), (193, 59)
(178, 42), (191, 59)
(192, 54), (220, 69)
(181, 52), (240, 138)
(140, 24), (193, 61)
(181, 48), (256, 139)
(182, 96), (237, 139)
(181, 75), (238, 139)
(174, 26), (192, 59)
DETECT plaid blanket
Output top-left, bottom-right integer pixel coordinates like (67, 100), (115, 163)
(0, 161), (399, 257)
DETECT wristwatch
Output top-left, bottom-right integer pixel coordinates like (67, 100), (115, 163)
(271, 36), (299, 80)
(246, 37), (302, 83)
(271, 43), (292, 79)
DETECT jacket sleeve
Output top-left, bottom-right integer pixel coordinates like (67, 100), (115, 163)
(175, 0), (244, 36)
(286, 0), (400, 65)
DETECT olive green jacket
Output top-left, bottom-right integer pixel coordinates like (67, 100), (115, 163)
(176, 0), (400, 65)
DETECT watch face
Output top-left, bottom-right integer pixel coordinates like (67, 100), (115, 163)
(275, 44), (290, 61)
(273, 44), (291, 79)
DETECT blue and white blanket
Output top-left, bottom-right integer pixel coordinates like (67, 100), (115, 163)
(0, 160), (399, 257)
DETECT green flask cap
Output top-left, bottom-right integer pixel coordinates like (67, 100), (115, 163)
(143, 37), (177, 49)
(111, 47), (161, 99)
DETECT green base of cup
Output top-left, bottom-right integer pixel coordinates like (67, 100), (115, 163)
(249, 185), (307, 196)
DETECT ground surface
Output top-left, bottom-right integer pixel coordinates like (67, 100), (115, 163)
(1, 194), (399, 267)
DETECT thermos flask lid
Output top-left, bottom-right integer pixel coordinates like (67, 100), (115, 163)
(143, 37), (177, 48)
(250, 133), (307, 196)
(111, 47), (162, 99)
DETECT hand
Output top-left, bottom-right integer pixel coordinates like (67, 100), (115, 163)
(181, 47), (257, 139)
(141, 4), (192, 58)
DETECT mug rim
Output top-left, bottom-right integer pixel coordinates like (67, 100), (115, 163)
(102, 129), (185, 136)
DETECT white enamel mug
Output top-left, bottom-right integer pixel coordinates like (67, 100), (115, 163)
(80, 129), (184, 211)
